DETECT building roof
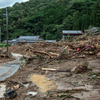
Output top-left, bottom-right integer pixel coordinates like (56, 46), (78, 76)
(18, 36), (39, 40)
(62, 30), (83, 34)
(18, 36), (40, 43)
(12, 39), (18, 42)
(45, 40), (56, 43)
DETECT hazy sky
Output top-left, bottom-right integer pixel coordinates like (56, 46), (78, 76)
(0, 0), (29, 8)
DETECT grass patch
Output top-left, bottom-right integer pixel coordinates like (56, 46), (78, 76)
(59, 95), (73, 98)
(0, 43), (10, 47)
(30, 96), (36, 98)
(58, 89), (88, 94)
(89, 73), (100, 76)
(19, 56), (25, 61)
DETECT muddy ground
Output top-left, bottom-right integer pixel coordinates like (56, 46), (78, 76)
(0, 49), (14, 63)
(0, 34), (100, 100)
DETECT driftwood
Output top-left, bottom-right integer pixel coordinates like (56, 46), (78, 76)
(41, 68), (70, 72)
(28, 45), (34, 49)
(32, 50), (50, 56)
(34, 68), (70, 72)
(8, 80), (25, 87)
(35, 58), (57, 68)
(29, 50), (60, 60)
(49, 52), (59, 57)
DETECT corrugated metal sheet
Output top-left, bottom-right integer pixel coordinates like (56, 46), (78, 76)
(90, 27), (98, 32)
(62, 30), (83, 34)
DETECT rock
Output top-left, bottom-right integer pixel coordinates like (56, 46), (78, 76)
(71, 65), (88, 74)
(92, 68), (100, 74)
(0, 84), (6, 98)
(26, 92), (37, 96)
(96, 52), (100, 57)
(12, 85), (19, 90)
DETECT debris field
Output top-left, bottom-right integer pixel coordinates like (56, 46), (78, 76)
(0, 34), (100, 100)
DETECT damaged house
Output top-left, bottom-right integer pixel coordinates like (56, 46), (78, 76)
(62, 30), (83, 41)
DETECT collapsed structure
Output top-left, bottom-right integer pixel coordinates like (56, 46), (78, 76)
(62, 30), (83, 41)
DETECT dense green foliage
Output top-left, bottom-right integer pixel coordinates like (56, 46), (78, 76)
(0, 43), (10, 47)
(0, 0), (100, 40)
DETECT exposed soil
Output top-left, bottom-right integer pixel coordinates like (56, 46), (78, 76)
(0, 34), (100, 100)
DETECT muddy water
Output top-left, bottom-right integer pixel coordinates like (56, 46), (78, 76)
(29, 74), (57, 93)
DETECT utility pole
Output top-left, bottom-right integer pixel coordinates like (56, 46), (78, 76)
(3, 8), (9, 55)
(6, 8), (9, 56)
(0, 26), (1, 44)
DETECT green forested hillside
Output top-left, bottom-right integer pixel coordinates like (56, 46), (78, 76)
(0, 0), (100, 40)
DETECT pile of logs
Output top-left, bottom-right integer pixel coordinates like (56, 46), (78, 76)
(24, 41), (99, 62)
